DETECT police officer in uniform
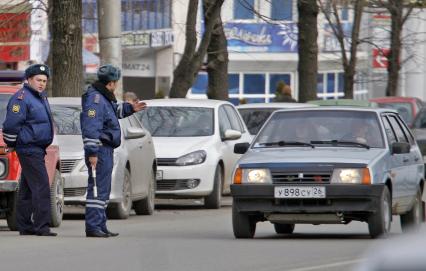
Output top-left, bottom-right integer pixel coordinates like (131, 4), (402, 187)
(2, 64), (57, 236)
(81, 64), (145, 238)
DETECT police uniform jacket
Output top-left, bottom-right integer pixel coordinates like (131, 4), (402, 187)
(2, 83), (54, 149)
(81, 83), (134, 157)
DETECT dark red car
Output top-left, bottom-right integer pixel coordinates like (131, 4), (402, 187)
(0, 71), (63, 230)
(369, 96), (424, 127)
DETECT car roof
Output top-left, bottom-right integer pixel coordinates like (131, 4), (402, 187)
(236, 102), (316, 109)
(272, 106), (398, 114)
(144, 98), (233, 108)
(370, 96), (419, 103)
(308, 99), (377, 107)
(49, 97), (81, 105)
(0, 85), (21, 94)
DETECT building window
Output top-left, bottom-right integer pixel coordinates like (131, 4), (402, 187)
(82, 0), (97, 34)
(269, 74), (291, 94)
(102, 0), (172, 32)
(192, 73), (208, 94)
(234, 0), (254, 20)
(317, 72), (344, 99)
(244, 74), (265, 94)
(271, 0), (292, 21)
(228, 74), (239, 94)
(341, 4), (349, 21)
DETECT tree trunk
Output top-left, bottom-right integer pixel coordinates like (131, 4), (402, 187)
(204, 0), (229, 101)
(169, 0), (224, 98)
(49, 0), (83, 97)
(297, 0), (318, 102)
(386, 0), (403, 97)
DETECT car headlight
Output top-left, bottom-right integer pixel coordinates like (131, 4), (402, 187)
(0, 160), (6, 177)
(175, 150), (207, 166)
(331, 168), (371, 184)
(233, 168), (272, 184)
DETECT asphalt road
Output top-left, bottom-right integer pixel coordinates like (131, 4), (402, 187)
(0, 197), (404, 271)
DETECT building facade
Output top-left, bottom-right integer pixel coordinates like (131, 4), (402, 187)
(185, 0), (369, 103)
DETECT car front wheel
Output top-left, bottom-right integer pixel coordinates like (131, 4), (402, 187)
(368, 186), (391, 238)
(133, 167), (156, 215)
(107, 167), (132, 219)
(204, 165), (222, 209)
(50, 169), (64, 227)
(400, 188), (423, 232)
(232, 203), (256, 239)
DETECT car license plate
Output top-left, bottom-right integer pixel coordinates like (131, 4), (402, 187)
(156, 170), (163, 180)
(274, 186), (326, 199)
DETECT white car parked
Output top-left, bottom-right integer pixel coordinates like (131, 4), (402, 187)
(136, 98), (252, 208)
(50, 98), (157, 219)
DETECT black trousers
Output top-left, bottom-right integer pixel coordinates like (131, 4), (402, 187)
(16, 148), (51, 234)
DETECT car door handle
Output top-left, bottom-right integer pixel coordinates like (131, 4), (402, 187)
(403, 157), (410, 163)
(414, 157), (420, 162)
(138, 145), (143, 149)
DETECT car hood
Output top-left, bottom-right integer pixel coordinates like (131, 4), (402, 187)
(57, 135), (84, 158)
(153, 136), (213, 158)
(240, 147), (386, 166)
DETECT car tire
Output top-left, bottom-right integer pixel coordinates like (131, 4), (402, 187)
(107, 167), (132, 219)
(232, 203), (256, 239)
(133, 167), (156, 215)
(204, 165), (222, 209)
(400, 188), (423, 232)
(368, 186), (391, 238)
(273, 223), (295, 234)
(50, 169), (64, 227)
(6, 188), (18, 231)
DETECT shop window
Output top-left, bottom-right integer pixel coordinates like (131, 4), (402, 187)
(327, 73), (335, 93)
(243, 74), (265, 94)
(192, 73), (208, 94)
(317, 73), (324, 94)
(269, 74), (291, 94)
(228, 74), (239, 94)
(271, 0), (292, 21)
(228, 98), (240, 105)
(234, 0), (254, 20)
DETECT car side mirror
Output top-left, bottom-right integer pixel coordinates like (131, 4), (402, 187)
(391, 142), (410, 154)
(234, 142), (250, 154)
(223, 129), (242, 141)
(125, 127), (146, 139)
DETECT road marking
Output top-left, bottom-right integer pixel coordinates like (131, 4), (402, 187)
(287, 259), (365, 271)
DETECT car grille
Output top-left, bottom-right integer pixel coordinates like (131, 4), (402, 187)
(157, 158), (177, 166)
(271, 171), (332, 184)
(61, 159), (80, 173)
(64, 187), (86, 197)
(156, 179), (200, 191)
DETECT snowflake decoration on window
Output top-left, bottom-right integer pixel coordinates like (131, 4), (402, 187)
(277, 23), (298, 51)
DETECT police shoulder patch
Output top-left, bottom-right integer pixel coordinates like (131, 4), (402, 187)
(12, 104), (20, 113)
(94, 94), (100, 104)
(88, 109), (96, 118)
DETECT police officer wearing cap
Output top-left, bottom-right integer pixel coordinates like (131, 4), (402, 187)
(81, 64), (145, 238)
(2, 64), (57, 236)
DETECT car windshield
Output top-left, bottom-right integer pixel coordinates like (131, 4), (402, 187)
(137, 106), (214, 137)
(50, 104), (82, 135)
(0, 93), (12, 125)
(253, 110), (385, 148)
(413, 110), (426, 129)
(377, 102), (413, 125)
(238, 108), (277, 135)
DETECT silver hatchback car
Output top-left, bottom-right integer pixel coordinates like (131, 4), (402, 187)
(231, 107), (424, 238)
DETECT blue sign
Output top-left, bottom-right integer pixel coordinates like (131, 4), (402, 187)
(224, 22), (298, 53)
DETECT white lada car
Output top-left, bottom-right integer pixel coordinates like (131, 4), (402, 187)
(136, 98), (252, 209)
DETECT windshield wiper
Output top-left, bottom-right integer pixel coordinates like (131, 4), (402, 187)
(311, 140), (370, 149)
(257, 141), (315, 148)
